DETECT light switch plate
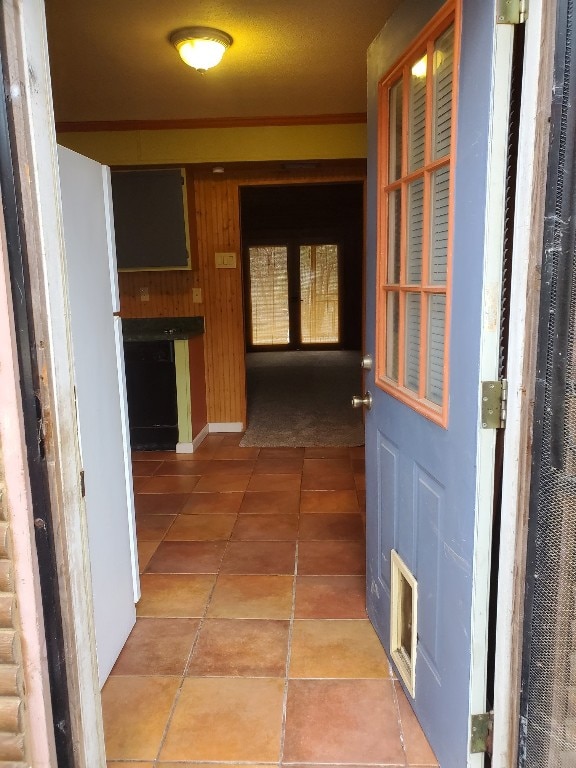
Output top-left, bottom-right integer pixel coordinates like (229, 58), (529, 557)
(192, 287), (202, 303)
(215, 251), (237, 268)
(139, 286), (150, 302)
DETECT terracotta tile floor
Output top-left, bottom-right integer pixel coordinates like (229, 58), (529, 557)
(104, 434), (438, 768)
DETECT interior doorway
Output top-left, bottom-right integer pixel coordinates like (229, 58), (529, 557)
(239, 183), (365, 447)
(246, 242), (341, 349)
(241, 182), (364, 352)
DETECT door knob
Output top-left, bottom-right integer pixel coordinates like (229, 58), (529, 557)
(361, 354), (373, 371)
(351, 392), (372, 410)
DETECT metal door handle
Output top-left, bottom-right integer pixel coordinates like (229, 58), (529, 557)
(361, 354), (373, 371)
(351, 392), (372, 410)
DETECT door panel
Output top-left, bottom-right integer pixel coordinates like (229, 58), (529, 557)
(58, 146), (138, 686)
(365, 2), (508, 766)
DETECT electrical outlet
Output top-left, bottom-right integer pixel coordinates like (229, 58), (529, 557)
(139, 286), (150, 302)
(192, 287), (202, 303)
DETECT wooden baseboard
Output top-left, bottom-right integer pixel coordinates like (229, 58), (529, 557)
(208, 422), (244, 433)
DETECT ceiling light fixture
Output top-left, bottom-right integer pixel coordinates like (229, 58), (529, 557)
(170, 26), (233, 73)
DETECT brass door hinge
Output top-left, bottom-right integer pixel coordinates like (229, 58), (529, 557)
(497, 0), (528, 24)
(470, 712), (494, 754)
(481, 380), (508, 429)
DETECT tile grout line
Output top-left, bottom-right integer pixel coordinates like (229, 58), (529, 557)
(150, 562), (219, 765)
(151, 454), (252, 765)
(390, 673), (410, 768)
(278, 476), (301, 766)
(278, 545), (298, 767)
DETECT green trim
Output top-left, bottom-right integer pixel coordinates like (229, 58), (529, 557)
(174, 340), (193, 443)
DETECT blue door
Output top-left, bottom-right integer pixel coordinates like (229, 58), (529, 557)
(364, 2), (512, 766)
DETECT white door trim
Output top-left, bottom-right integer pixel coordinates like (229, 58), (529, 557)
(468, 18), (515, 768)
(3, 0), (106, 764)
(492, 3), (555, 765)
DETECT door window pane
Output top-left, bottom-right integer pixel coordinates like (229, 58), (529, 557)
(427, 294), (446, 405)
(430, 167), (450, 285)
(386, 291), (400, 382)
(405, 293), (421, 393)
(432, 25), (454, 160)
(376, 11), (455, 422)
(249, 246), (289, 345)
(409, 56), (427, 172)
(300, 244), (339, 344)
(389, 79), (403, 182)
(407, 178), (424, 284)
(388, 189), (402, 283)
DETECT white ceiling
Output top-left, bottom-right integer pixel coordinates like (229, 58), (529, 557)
(45, 0), (400, 124)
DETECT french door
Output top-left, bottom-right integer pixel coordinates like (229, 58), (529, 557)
(245, 241), (341, 350)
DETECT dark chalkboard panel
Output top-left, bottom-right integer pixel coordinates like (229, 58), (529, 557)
(111, 169), (189, 269)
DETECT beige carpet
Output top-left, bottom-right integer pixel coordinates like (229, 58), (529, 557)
(240, 351), (365, 448)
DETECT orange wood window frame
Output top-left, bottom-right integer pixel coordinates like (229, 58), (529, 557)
(375, 1), (461, 428)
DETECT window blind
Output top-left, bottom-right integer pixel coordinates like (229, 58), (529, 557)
(433, 26), (454, 160)
(389, 79), (404, 183)
(430, 167), (450, 285)
(409, 64), (427, 172)
(249, 246), (289, 345)
(427, 295), (446, 405)
(388, 190), (402, 283)
(407, 178), (425, 283)
(386, 292), (400, 381)
(405, 294), (422, 392)
(300, 245), (339, 344)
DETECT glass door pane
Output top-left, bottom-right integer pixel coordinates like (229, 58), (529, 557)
(426, 293), (446, 405)
(300, 244), (339, 344)
(406, 178), (424, 284)
(432, 24), (454, 160)
(405, 293), (421, 393)
(408, 55), (427, 172)
(429, 166), (450, 285)
(389, 78), (404, 182)
(249, 246), (290, 345)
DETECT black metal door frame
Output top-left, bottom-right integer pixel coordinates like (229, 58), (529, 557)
(519, 0), (576, 763)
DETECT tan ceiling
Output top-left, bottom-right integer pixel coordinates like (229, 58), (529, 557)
(45, 0), (401, 124)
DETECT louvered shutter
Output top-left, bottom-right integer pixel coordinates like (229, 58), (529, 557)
(409, 61), (427, 172)
(389, 79), (404, 183)
(427, 295), (446, 405)
(407, 178), (424, 283)
(433, 26), (454, 160)
(430, 167), (450, 285)
(405, 294), (421, 392)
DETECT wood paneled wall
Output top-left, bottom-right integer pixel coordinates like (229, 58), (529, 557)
(118, 162), (366, 425)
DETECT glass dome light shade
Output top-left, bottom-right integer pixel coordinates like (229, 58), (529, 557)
(170, 27), (232, 72)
